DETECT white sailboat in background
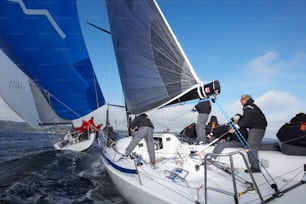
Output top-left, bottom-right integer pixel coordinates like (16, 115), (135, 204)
(0, 50), (69, 129)
(0, 0), (105, 152)
(0, 52), (97, 152)
(100, 0), (306, 203)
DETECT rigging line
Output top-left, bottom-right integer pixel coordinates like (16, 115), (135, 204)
(158, 96), (211, 112)
(215, 100), (260, 164)
(87, 20), (111, 35)
(214, 100), (279, 187)
(157, 98), (219, 152)
(251, 166), (304, 190)
(83, 4), (101, 108)
(214, 100), (250, 150)
(164, 96), (207, 122)
(259, 166), (304, 190)
(139, 168), (196, 202)
(47, 91), (81, 118)
(92, 69), (100, 108)
(33, 81), (82, 119)
(153, 110), (183, 130)
(281, 134), (306, 144)
(278, 169), (304, 191)
(273, 166), (304, 180)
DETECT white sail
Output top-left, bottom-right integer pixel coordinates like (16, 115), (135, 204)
(29, 79), (71, 126)
(0, 49), (69, 128)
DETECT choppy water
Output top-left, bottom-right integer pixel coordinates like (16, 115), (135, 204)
(0, 132), (127, 204)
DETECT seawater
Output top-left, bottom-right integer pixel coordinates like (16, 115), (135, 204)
(0, 132), (126, 204)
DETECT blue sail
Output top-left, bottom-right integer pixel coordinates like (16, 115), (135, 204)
(0, 0), (105, 120)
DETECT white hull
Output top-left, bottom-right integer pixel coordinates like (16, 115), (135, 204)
(101, 133), (306, 204)
(53, 131), (96, 152)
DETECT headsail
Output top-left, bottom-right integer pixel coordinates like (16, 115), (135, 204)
(0, 50), (69, 128)
(105, 0), (220, 115)
(0, 0), (105, 120)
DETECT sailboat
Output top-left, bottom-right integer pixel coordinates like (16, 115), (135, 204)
(100, 1), (306, 204)
(0, 0), (104, 151)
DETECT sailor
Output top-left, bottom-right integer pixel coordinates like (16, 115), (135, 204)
(75, 120), (90, 141)
(193, 100), (212, 144)
(88, 117), (95, 127)
(232, 94), (267, 173)
(88, 116), (103, 140)
(88, 116), (102, 130)
(125, 113), (156, 168)
(76, 120), (89, 133)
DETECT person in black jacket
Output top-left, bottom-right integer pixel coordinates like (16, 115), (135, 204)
(125, 113), (156, 167)
(233, 94), (267, 173)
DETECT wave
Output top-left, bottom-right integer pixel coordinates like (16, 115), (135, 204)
(0, 148), (97, 203)
(0, 133), (126, 204)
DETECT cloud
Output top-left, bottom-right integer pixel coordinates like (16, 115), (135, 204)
(224, 90), (306, 139)
(73, 105), (128, 130)
(73, 103), (199, 133)
(256, 91), (305, 136)
(280, 50), (306, 81)
(149, 104), (197, 132)
(246, 51), (281, 76)
(72, 50), (305, 134)
(245, 50), (306, 82)
(148, 90), (305, 137)
(1, 90), (305, 141)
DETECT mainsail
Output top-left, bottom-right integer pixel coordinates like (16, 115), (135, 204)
(105, 0), (220, 115)
(0, 50), (69, 128)
(0, 0), (105, 120)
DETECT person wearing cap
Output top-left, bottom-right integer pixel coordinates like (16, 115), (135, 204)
(211, 114), (248, 159)
(193, 100), (212, 144)
(233, 94), (267, 173)
(125, 113), (156, 168)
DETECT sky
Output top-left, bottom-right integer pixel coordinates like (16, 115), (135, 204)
(1, 0), (306, 139)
